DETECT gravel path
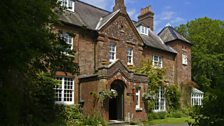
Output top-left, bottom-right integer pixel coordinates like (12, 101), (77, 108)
(151, 124), (188, 126)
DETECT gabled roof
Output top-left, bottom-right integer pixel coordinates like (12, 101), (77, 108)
(59, 0), (109, 30)
(192, 88), (204, 94)
(58, 1), (177, 54)
(95, 10), (120, 30)
(99, 59), (148, 83)
(141, 29), (177, 53)
(158, 26), (191, 44)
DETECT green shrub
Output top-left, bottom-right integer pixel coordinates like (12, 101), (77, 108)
(165, 85), (181, 111)
(181, 107), (192, 116)
(148, 112), (167, 120)
(167, 110), (184, 118)
(83, 115), (107, 126)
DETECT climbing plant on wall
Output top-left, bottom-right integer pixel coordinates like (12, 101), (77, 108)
(135, 61), (181, 112)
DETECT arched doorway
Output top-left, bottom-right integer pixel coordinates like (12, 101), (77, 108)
(109, 80), (125, 120)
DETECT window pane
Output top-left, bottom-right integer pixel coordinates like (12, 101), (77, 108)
(54, 77), (74, 104)
(127, 48), (133, 64)
(109, 43), (116, 62)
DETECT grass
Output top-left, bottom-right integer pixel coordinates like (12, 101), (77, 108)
(146, 117), (194, 125)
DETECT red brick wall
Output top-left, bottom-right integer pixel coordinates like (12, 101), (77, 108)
(166, 41), (192, 85)
(54, 25), (96, 75)
(96, 15), (144, 69)
(142, 47), (176, 84)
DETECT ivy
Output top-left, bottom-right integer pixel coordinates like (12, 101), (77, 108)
(135, 61), (165, 112)
(90, 89), (118, 107)
(135, 61), (180, 112)
(165, 85), (181, 111)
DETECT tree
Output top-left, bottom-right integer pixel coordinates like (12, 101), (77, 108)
(177, 17), (224, 89)
(0, 0), (78, 125)
(177, 17), (224, 126)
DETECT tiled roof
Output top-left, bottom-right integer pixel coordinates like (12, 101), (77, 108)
(59, 0), (109, 30)
(158, 26), (191, 44)
(58, 0), (178, 54)
(141, 29), (177, 53)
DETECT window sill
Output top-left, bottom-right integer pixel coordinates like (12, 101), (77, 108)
(152, 66), (163, 69)
(136, 108), (143, 112)
(127, 63), (134, 66)
(55, 102), (74, 105)
(152, 110), (166, 113)
(109, 59), (116, 63)
(63, 52), (75, 57)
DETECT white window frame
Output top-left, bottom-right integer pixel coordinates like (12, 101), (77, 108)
(54, 77), (75, 105)
(152, 56), (163, 68)
(109, 43), (116, 63)
(127, 48), (133, 65)
(182, 54), (188, 65)
(136, 89), (141, 110)
(137, 26), (149, 35)
(191, 88), (203, 106)
(60, 0), (75, 12)
(153, 86), (166, 112)
(60, 32), (73, 50)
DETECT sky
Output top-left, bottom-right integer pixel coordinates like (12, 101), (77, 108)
(80, 0), (224, 33)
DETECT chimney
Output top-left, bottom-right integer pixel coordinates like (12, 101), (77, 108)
(138, 6), (154, 31)
(113, 0), (126, 14)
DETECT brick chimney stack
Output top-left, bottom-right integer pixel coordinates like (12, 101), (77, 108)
(138, 6), (154, 31)
(113, 0), (126, 14)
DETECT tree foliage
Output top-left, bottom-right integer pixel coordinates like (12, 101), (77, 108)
(176, 17), (224, 89)
(177, 17), (224, 126)
(0, 0), (79, 125)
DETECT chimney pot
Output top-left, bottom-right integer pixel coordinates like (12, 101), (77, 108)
(138, 6), (154, 31)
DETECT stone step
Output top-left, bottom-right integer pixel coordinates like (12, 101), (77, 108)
(108, 120), (141, 126)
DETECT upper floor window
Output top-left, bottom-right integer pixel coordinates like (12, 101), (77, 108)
(137, 26), (149, 35)
(54, 77), (74, 105)
(60, 0), (75, 12)
(153, 86), (166, 112)
(60, 32), (73, 50)
(109, 43), (116, 63)
(182, 54), (188, 65)
(152, 56), (163, 68)
(127, 48), (133, 65)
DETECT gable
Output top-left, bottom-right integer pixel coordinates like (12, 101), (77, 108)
(100, 13), (144, 46)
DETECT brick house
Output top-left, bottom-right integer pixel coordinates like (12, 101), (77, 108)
(54, 0), (195, 121)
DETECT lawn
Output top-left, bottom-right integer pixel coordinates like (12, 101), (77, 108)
(146, 117), (194, 125)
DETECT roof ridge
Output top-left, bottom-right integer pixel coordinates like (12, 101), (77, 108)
(78, 0), (111, 14)
(168, 26), (179, 39)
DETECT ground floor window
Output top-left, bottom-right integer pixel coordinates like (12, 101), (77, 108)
(191, 88), (203, 106)
(153, 86), (166, 112)
(136, 88), (141, 110)
(54, 77), (74, 105)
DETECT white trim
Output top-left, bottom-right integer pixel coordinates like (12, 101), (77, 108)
(95, 17), (103, 30)
(54, 77), (75, 105)
(127, 48), (133, 65)
(152, 55), (163, 68)
(191, 88), (203, 106)
(60, 32), (73, 50)
(95, 10), (120, 30)
(182, 54), (188, 65)
(60, 0), (75, 12)
(153, 86), (166, 112)
(109, 43), (116, 63)
(137, 25), (149, 35)
(135, 89), (142, 110)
